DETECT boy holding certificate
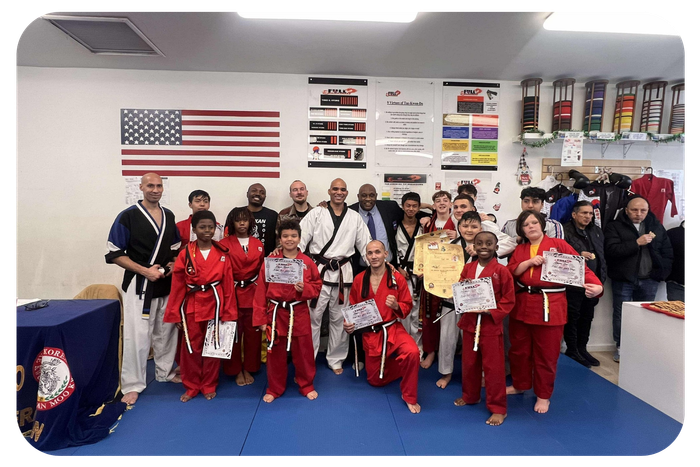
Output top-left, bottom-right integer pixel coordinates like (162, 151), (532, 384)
(344, 240), (422, 414)
(164, 211), (238, 402)
(454, 231), (515, 425)
(253, 219), (322, 402)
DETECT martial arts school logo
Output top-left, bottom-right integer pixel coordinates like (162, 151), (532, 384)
(33, 347), (75, 411)
(386, 90), (401, 97)
(322, 88), (358, 95)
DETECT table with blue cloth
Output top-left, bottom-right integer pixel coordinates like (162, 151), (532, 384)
(17, 299), (126, 451)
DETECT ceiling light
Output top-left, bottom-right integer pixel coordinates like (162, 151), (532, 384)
(543, 12), (680, 36)
(238, 12), (417, 23)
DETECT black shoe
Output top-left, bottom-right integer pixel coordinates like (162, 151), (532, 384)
(565, 350), (591, 368)
(578, 348), (600, 367)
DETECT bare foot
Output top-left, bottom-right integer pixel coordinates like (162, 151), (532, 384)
(263, 394), (275, 403)
(235, 372), (246, 386)
(454, 397), (467, 407)
(180, 393), (193, 403)
(436, 373), (452, 388)
(406, 402), (421, 414)
(170, 374), (182, 384)
(506, 385), (524, 395)
(204, 392), (216, 400)
(175, 366), (181, 375)
(486, 413), (507, 426)
(306, 390), (318, 400)
(121, 391), (139, 405)
(333, 368), (343, 375)
(243, 370), (255, 385)
(534, 397), (550, 413)
(420, 352), (435, 369)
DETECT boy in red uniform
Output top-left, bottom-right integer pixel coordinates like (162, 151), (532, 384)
(164, 210), (237, 402)
(455, 231), (515, 426)
(344, 240), (422, 414)
(253, 219), (322, 402)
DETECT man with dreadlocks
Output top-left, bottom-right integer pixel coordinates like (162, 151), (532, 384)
(343, 240), (421, 414)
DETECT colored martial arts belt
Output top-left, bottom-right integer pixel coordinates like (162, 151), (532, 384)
(179, 281), (222, 354)
(473, 314), (482, 352)
(234, 273), (259, 288)
(433, 300), (455, 323)
(371, 319), (398, 380)
(267, 300), (302, 353)
(516, 282), (566, 323)
(311, 255), (352, 307)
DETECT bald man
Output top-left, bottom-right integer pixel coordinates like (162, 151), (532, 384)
(106, 173), (182, 405)
(299, 179), (372, 374)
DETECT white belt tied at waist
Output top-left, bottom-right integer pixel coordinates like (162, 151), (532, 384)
(268, 300), (302, 352)
(516, 282), (566, 323)
(180, 280), (222, 353)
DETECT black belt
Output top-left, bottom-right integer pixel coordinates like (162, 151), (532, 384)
(433, 300), (455, 323)
(516, 282), (565, 323)
(311, 254), (351, 306)
(234, 274), (258, 288)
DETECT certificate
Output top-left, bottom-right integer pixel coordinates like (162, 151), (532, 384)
(265, 257), (304, 284)
(540, 251), (585, 287)
(342, 299), (383, 330)
(202, 320), (237, 359)
(414, 229), (452, 274)
(452, 277), (497, 313)
(423, 242), (465, 298)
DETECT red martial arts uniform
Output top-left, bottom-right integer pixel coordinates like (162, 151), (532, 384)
(457, 258), (515, 415)
(219, 235), (265, 376)
(419, 215), (456, 356)
(164, 241), (237, 398)
(507, 236), (602, 399)
(176, 216), (224, 250)
(252, 250), (322, 398)
(350, 268), (420, 405)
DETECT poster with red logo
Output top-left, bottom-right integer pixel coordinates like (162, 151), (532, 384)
(308, 77), (368, 169)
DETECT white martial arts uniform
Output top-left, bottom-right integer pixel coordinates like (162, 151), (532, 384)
(299, 205), (372, 369)
(396, 222), (423, 351)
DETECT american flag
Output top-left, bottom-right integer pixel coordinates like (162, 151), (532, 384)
(120, 109), (280, 178)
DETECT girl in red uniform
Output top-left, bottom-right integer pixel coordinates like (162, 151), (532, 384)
(506, 211), (603, 413)
(253, 219), (322, 402)
(164, 210), (237, 402)
(219, 207), (265, 386)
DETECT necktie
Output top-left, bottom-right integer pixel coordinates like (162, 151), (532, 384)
(367, 213), (376, 239)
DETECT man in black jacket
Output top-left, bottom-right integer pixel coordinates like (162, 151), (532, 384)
(604, 195), (673, 362)
(563, 201), (607, 368)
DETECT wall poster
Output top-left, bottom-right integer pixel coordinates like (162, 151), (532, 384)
(375, 79), (434, 168)
(441, 81), (500, 171)
(444, 172), (500, 216)
(308, 77), (368, 169)
(378, 173), (431, 204)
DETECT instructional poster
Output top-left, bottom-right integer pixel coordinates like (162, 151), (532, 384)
(375, 79), (434, 168)
(379, 173), (430, 204)
(125, 176), (170, 206)
(441, 81), (500, 170)
(308, 77), (368, 169)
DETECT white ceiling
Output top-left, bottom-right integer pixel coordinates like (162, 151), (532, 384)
(17, 12), (684, 83)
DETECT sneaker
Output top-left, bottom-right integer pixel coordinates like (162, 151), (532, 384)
(613, 347), (620, 363)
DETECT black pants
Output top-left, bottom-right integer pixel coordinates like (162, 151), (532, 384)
(564, 289), (599, 351)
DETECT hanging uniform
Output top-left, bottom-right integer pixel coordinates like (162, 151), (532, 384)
(630, 174), (678, 221)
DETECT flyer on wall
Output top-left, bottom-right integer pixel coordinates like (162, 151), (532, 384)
(379, 173), (430, 204)
(561, 132), (584, 167)
(375, 79), (434, 168)
(444, 172), (499, 215)
(308, 77), (368, 169)
(441, 81), (500, 171)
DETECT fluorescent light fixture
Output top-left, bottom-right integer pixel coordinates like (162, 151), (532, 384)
(543, 12), (680, 36)
(238, 12), (417, 23)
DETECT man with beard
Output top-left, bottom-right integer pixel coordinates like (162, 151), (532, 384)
(247, 183), (278, 256)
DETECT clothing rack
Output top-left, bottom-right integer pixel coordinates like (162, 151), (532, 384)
(541, 158), (652, 187)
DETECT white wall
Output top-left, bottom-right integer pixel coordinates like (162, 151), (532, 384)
(17, 66), (684, 350)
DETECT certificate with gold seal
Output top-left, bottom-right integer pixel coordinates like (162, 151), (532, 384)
(423, 242), (465, 298)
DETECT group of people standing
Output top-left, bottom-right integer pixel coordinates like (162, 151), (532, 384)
(106, 172), (682, 424)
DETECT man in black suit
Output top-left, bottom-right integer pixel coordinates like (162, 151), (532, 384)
(349, 184), (405, 275)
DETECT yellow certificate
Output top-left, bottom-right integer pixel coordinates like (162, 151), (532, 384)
(414, 229), (451, 275)
(423, 243), (465, 298)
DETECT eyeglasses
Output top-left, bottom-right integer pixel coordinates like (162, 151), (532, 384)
(24, 300), (50, 311)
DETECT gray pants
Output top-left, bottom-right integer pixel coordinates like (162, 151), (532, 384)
(438, 303), (461, 375)
(311, 284), (350, 370)
(400, 275), (423, 353)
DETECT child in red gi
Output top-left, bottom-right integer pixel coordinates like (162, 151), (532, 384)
(219, 207), (265, 386)
(164, 210), (237, 402)
(454, 231), (515, 426)
(253, 219), (322, 402)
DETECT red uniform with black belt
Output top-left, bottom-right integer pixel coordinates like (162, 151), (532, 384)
(507, 236), (602, 399)
(253, 249), (322, 398)
(457, 258), (515, 415)
(350, 268), (420, 405)
(219, 235), (265, 376)
(164, 241), (237, 398)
